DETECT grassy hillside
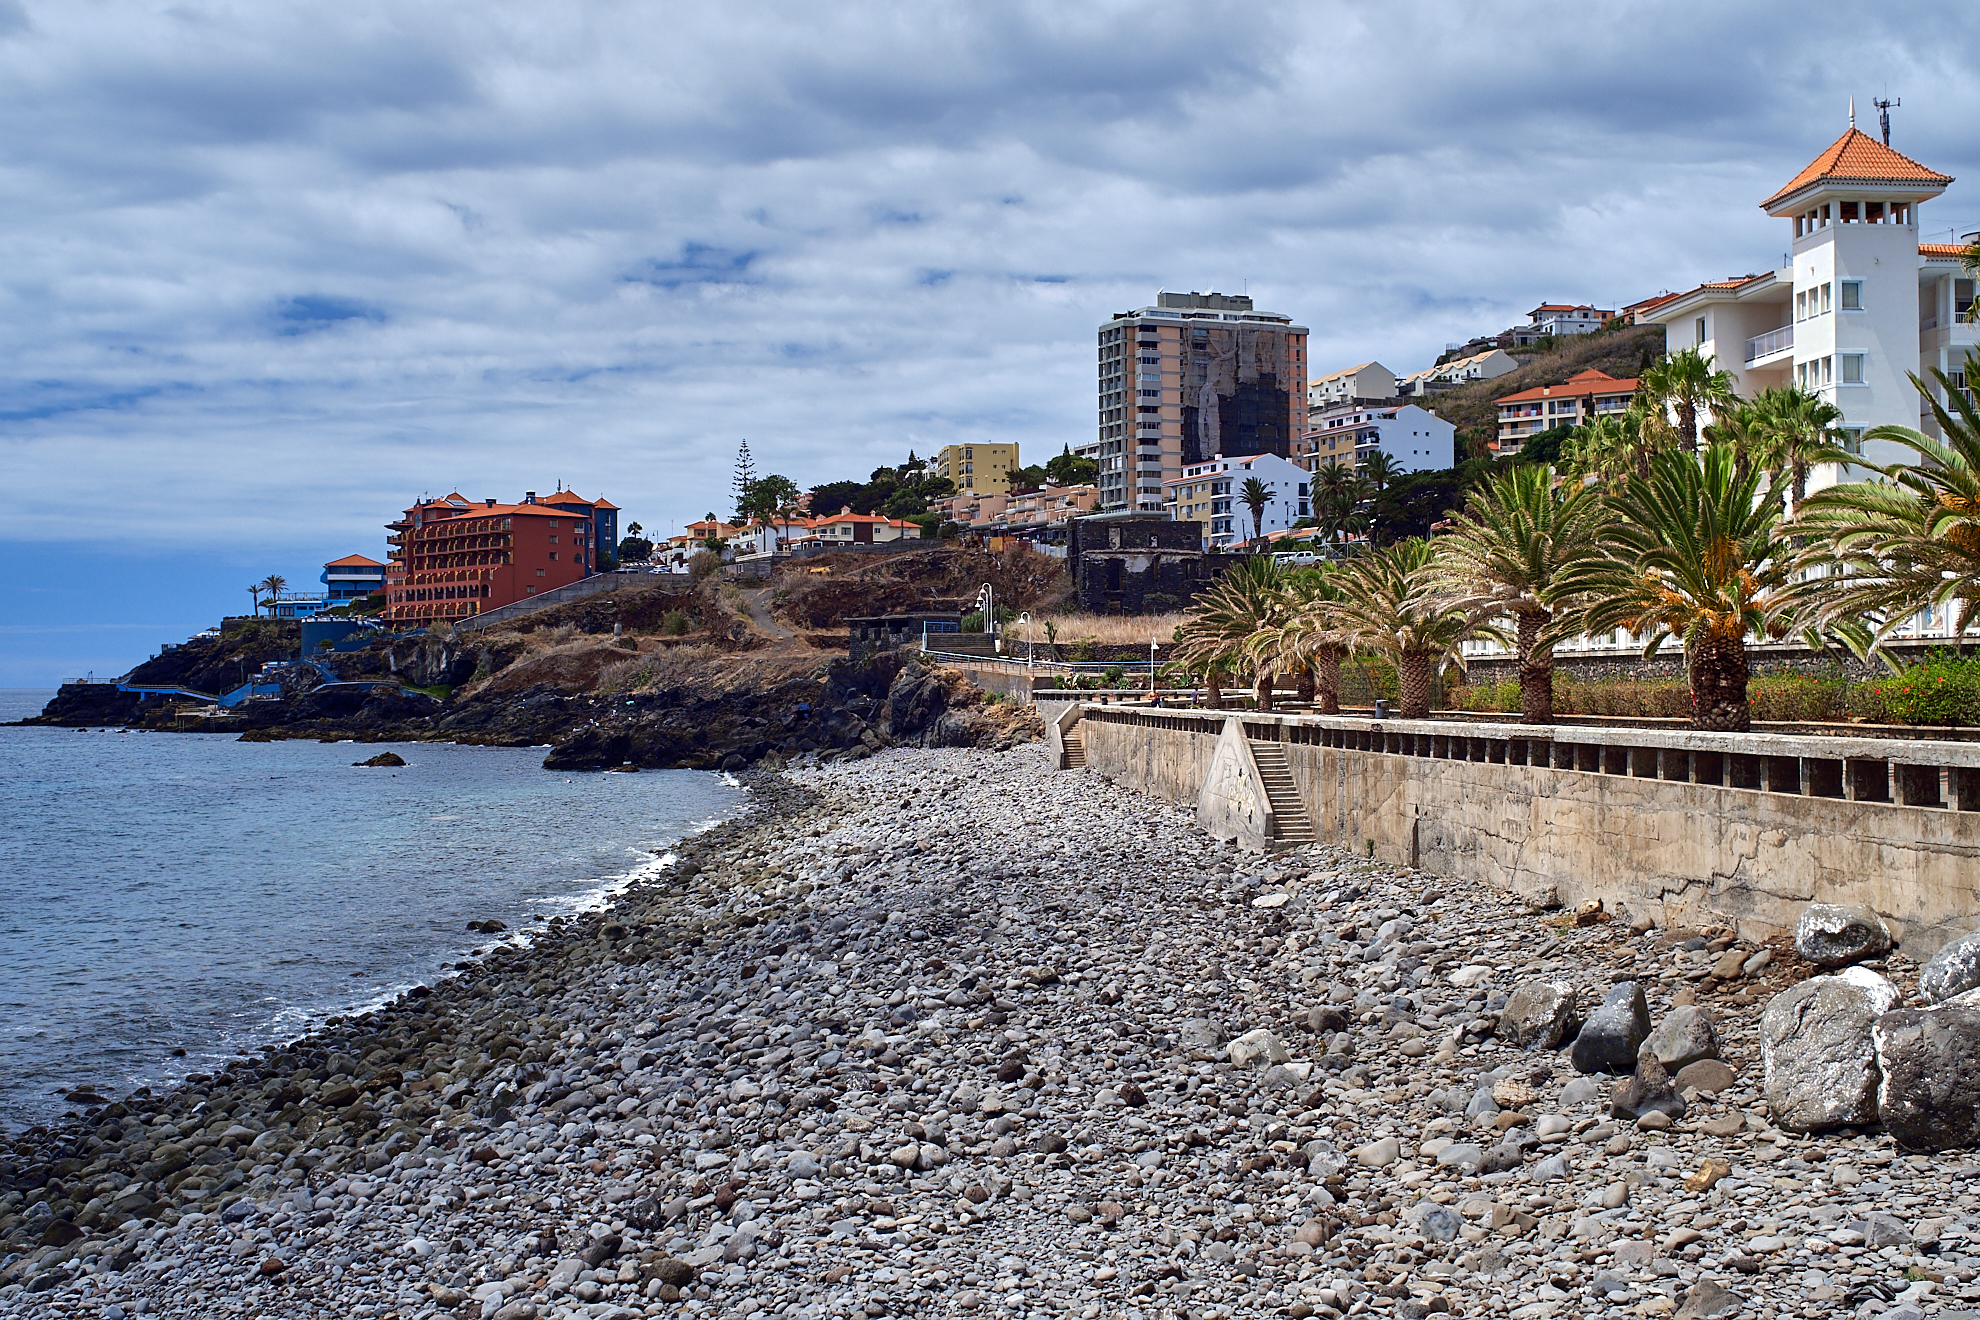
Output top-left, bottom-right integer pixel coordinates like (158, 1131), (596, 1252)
(1425, 325), (1668, 456)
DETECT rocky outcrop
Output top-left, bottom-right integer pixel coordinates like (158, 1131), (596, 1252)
(1761, 966), (1898, 1131)
(1793, 903), (1892, 968)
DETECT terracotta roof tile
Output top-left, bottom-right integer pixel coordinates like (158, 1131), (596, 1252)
(1921, 243), (1972, 259)
(1495, 369), (1639, 407)
(1762, 128), (1952, 210)
(324, 554), (385, 567)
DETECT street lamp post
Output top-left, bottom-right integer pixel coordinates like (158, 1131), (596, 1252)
(1149, 636), (1158, 698)
(1017, 612), (1032, 667)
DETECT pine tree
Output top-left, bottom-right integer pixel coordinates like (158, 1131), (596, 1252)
(731, 441), (757, 523)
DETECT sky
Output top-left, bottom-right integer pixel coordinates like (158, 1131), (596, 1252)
(3, 0), (1979, 686)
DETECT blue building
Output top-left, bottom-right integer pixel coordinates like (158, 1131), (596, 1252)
(322, 554), (388, 604)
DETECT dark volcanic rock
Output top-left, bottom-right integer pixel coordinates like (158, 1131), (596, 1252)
(354, 751), (407, 767)
(1571, 982), (1651, 1075)
(1612, 1047), (1687, 1121)
(1873, 1002), (1980, 1152)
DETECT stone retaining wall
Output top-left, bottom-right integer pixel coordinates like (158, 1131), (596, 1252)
(1071, 705), (1980, 957)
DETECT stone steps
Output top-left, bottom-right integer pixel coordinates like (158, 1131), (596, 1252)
(1248, 739), (1315, 845)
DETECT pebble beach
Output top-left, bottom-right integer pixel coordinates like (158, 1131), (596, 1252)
(7, 743), (1980, 1320)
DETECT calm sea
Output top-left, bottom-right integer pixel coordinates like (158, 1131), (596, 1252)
(0, 690), (741, 1130)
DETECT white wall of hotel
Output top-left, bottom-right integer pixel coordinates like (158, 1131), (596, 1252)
(1639, 129), (1976, 501)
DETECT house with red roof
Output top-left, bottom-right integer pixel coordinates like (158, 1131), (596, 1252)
(1493, 369), (1640, 454)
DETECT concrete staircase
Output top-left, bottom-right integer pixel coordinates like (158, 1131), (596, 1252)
(1061, 726), (1087, 770)
(1248, 739), (1315, 847)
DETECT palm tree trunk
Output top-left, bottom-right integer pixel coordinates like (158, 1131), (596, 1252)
(1294, 662), (1315, 706)
(1515, 610), (1554, 725)
(1397, 651), (1432, 719)
(1315, 645), (1343, 715)
(1255, 668), (1275, 712)
(1204, 670), (1224, 710)
(1678, 398), (1698, 451)
(1688, 632), (1751, 732)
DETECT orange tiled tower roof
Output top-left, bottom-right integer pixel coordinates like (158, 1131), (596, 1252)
(1762, 127), (1952, 211)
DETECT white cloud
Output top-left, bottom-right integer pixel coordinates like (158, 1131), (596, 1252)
(0, 0), (1976, 552)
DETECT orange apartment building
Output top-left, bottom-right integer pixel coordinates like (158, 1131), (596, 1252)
(384, 490), (613, 627)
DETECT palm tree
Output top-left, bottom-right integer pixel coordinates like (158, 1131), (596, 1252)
(1795, 354), (1980, 654)
(1564, 405), (1671, 484)
(1358, 450), (1401, 494)
(1739, 386), (1852, 510)
(1639, 347), (1740, 451)
(1249, 565), (1355, 713)
(1431, 464), (1612, 723)
(1313, 466), (1371, 547)
(1332, 538), (1491, 718)
(1563, 444), (1796, 731)
(247, 584), (262, 617)
(259, 574), (287, 616)
(1238, 477), (1273, 544)
(1174, 557), (1288, 709)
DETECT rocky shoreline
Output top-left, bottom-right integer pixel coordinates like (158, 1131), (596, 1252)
(5, 746), (1979, 1319)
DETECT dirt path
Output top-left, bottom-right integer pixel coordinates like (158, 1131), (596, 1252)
(740, 586), (796, 638)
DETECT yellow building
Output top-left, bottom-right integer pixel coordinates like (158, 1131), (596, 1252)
(934, 443), (1019, 496)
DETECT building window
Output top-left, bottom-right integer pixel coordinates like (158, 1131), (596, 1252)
(1840, 353), (1865, 384)
(1840, 280), (1862, 310)
(1820, 283), (1832, 314)
(1841, 427), (1865, 455)
(1695, 316), (1706, 345)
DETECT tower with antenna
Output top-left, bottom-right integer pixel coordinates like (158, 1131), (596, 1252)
(1873, 96), (1899, 147)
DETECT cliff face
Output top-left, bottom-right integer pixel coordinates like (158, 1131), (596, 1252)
(21, 573), (1043, 769)
(539, 657), (1041, 771)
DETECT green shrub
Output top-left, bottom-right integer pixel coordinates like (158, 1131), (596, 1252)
(1065, 639), (1097, 662)
(661, 610), (693, 636)
(1103, 664), (1126, 688)
(1853, 653), (1980, 726)
(960, 610), (984, 633)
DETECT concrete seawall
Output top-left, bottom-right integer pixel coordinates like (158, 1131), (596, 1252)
(1072, 704), (1980, 956)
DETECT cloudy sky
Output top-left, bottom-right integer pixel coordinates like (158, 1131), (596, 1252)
(3, 0), (1978, 685)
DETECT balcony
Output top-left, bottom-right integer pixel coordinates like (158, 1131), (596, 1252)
(1745, 324), (1793, 364)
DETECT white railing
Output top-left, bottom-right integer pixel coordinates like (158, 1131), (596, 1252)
(1745, 324), (1793, 362)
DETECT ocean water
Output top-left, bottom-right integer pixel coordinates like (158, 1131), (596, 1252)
(0, 690), (741, 1130)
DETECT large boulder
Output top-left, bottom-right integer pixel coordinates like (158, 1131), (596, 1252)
(1570, 982), (1651, 1075)
(1644, 1005), (1721, 1071)
(1761, 966), (1898, 1131)
(1794, 903), (1892, 968)
(1873, 999), (1980, 1152)
(1498, 980), (1579, 1051)
(1918, 928), (1980, 1005)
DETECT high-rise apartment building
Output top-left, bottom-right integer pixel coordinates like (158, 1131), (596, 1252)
(1084, 291), (1308, 512)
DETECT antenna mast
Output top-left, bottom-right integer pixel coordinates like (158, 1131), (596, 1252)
(1874, 96), (1899, 147)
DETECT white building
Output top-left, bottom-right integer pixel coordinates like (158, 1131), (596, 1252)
(1308, 361), (1397, 409)
(1518, 304), (1615, 342)
(1397, 347), (1518, 397)
(1638, 114), (1973, 490)
(1298, 402), (1456, 474)
(1161, 451), (1311, 549)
